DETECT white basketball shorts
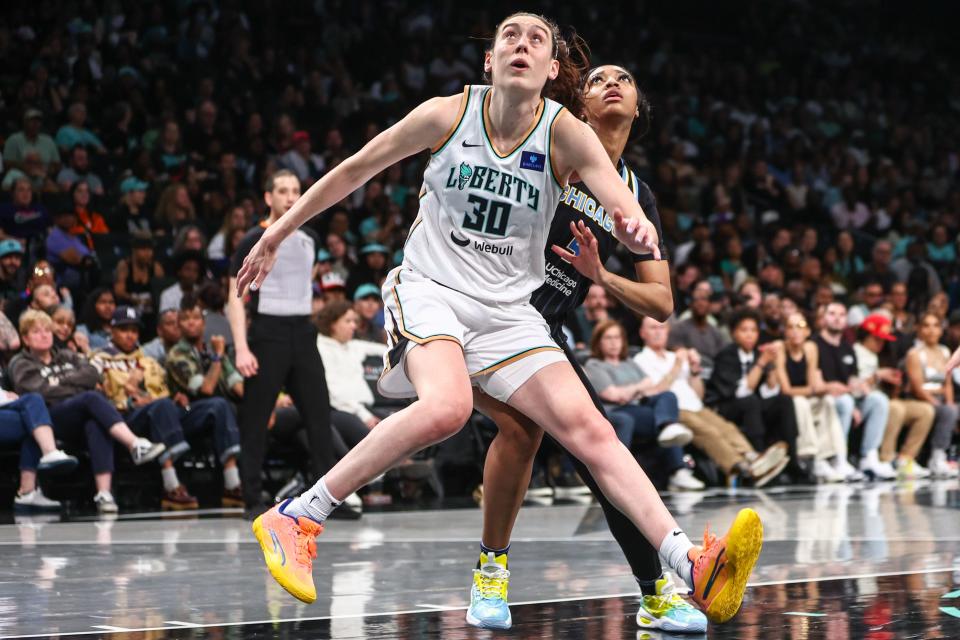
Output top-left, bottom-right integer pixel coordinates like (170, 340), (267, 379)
(379, 266), (565, 403)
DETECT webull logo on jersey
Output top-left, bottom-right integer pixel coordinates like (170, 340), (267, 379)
(449, 231), (515, 256)
(559, 185), (615, 234)
(445, 162), (541, 210)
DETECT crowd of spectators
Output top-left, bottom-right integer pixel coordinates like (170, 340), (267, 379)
(1, 1), (959, 509)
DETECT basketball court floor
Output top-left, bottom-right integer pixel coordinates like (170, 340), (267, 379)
(2, 481), (959, 639)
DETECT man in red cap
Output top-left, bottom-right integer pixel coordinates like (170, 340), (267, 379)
(854, 313), (934, 479)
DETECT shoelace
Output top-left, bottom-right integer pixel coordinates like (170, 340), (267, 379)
(693, 526), (720, 574)
(475, 567), (509, 600)
(294, 529), (318, 568)
(644, 579), (685, 613)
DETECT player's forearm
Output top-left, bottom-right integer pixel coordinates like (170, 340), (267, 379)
(225, 291), (249, 353)
(273, 98), (449, 236)
(273, 154), (379, 235)
(598, 268), (672, 321)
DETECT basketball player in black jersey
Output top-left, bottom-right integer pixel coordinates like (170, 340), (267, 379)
(466, 65), (708, 633)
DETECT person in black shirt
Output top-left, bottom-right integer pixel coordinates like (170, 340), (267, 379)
(227, 169), (338, 518)
(465, 65), (705, 631)
(704, 309), (797, 474)
(813, 302), (891, 480)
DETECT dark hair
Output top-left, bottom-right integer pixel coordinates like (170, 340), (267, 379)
(589, 319), (628, 361)
(79, 286), (115, 330)
(198, 281), (225, 311)
(68, 180), (89, 203)
(315, 299), (354, 336)
(582, 65), (652, 138)
(172, 224), (208, 256)
(906, 266), (930, 315)
(179, 292), (200, 313)
(487, 13), (590, 116)
(263, 168), (298, 193)
(728, 307), (761, 332)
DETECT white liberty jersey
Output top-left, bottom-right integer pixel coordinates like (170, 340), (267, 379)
(403, 85), (567, 304)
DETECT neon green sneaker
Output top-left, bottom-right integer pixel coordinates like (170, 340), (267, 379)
(465, 552), (511, 629)
(636, 574), (708, 633)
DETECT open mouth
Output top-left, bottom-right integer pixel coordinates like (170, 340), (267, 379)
(603, 90), (623, 102)
(510, 59), (530, 71)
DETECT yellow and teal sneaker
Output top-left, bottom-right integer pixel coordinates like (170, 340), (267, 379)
(465, 552), (511, 629)
(636, 574), (708, 633)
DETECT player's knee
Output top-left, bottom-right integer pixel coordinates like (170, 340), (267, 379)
(420, 397), (472, 440)
(564, 411), (619, 461)
(506, 422), (543, 454)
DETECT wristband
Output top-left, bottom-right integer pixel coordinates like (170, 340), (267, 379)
(210, 354), (222, 363)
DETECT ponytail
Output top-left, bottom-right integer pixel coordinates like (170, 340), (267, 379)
(546, 31), (590, 117)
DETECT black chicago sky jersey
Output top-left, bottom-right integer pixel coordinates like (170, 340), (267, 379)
(529, 159), (667, 325)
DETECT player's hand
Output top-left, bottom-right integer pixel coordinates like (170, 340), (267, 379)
(235, 226), (284, 297)
(551, 220), (604, 283)
(236, 347), (259, 377)
(612, 209), (660, 259)
(947, 346), (960, 377)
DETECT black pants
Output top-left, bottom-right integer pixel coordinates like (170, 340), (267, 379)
(240, 315), (334, 508)
(540, 332), (662, 585)
(272, 406), (370, 465)
(717, 393), (799, 458)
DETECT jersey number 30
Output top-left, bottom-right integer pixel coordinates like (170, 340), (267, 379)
(462, 194), (512, 236)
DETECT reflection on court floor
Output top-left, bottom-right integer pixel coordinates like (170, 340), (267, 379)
(2, 481), (960, 638)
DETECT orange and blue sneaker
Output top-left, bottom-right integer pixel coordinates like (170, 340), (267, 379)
(636, 574), (707, 632)
(252, 499), (324, 604)
(689, 507), (763, 623)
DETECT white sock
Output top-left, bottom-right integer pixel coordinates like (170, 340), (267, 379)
(161, 466), (180, 492)
(659, 528), (694, 587)
(284, 476), (341, 523)
(223, 465), (241, 490)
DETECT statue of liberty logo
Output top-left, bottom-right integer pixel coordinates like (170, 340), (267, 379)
(457, 162), (473, 190)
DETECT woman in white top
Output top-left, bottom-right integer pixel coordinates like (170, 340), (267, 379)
(316, 300), (384, 432)
(239, 12), (759, 620)
(906, 313), (959, 477)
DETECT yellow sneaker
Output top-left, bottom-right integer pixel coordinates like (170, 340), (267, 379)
(252, 499), (324, 604)
(465, 552), (511, 629)
(636, 574), (707, 632)
(689, 507), (763, 623)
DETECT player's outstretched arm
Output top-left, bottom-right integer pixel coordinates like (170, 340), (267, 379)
(551, 112), (660, 259)
(235, 94), (461, 296)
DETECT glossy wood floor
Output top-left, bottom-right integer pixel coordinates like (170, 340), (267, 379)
(2, 480), (960, 638)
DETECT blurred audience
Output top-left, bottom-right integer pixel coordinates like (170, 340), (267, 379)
(584, 320), (703, 491)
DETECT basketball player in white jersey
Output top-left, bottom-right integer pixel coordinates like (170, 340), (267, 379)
(239, 12), (762, 625)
